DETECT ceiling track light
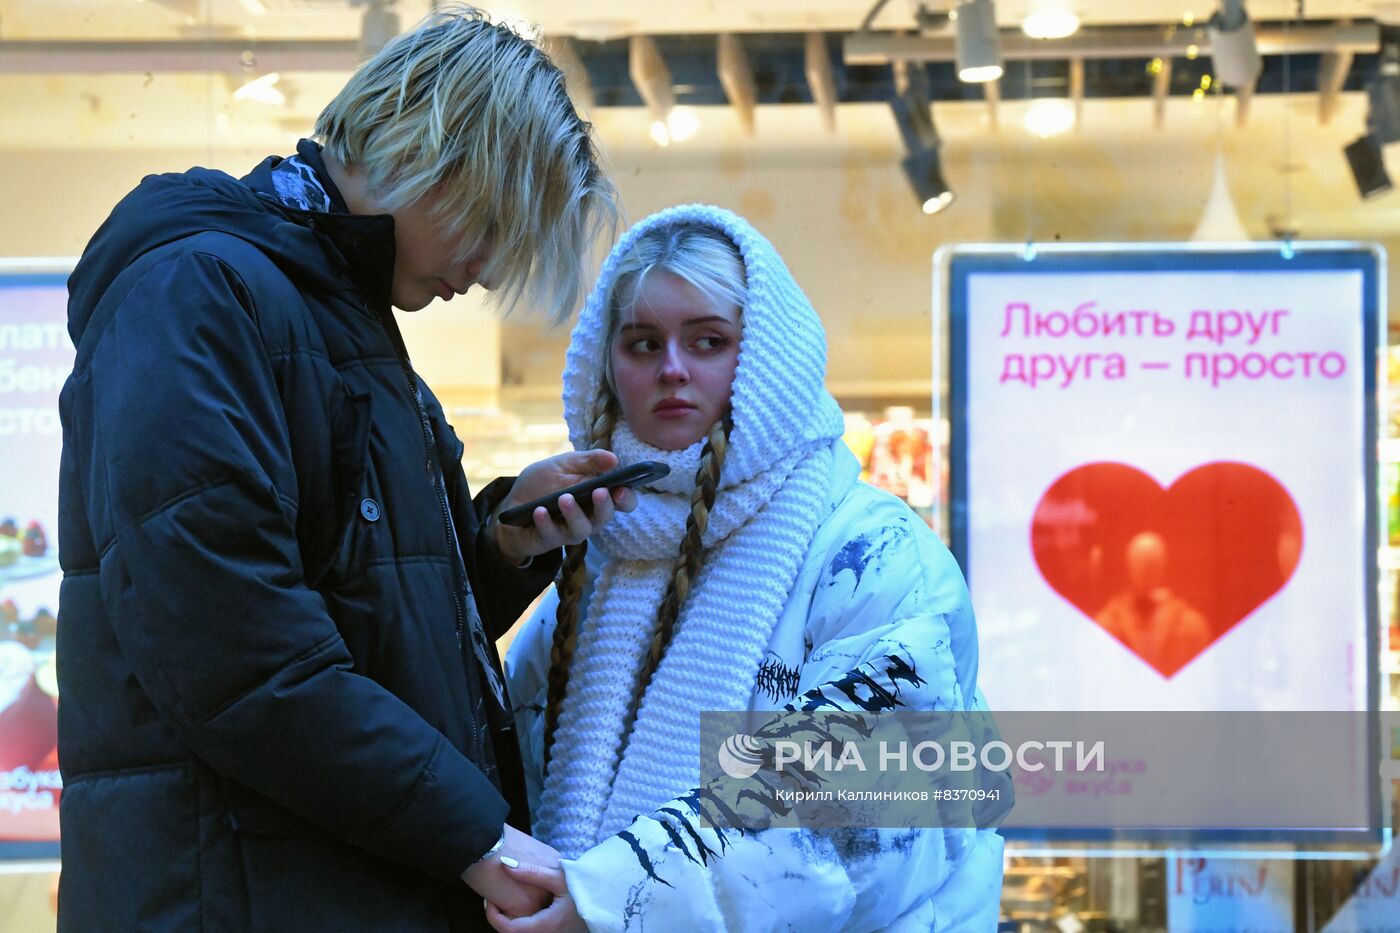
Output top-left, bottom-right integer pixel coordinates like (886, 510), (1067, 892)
(1022, 9), (1080, 41)
(232, 71), (285, 106)
(844, 21), (1376, 67)
(1208, 0), (1262, 89)
(1344, 134), (1393, 200)
(904, 147), (955, 214)
(889, 70), (954, 214)
(1368, 45), (1400, 144)
(1023, 97), (1075, 137)
(954, 0), (1003, 83)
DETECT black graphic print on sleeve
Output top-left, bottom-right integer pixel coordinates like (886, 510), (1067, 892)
(614, 649), (931, 886)
(755, 652), (803, 701)
(619, 830), (674, 889)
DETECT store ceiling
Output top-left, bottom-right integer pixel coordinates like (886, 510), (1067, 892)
(0, 1), (1390, 150)
(2, 1), (1399, 40)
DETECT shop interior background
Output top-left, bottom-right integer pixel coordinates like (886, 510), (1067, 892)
(4, 0), (1400, 929)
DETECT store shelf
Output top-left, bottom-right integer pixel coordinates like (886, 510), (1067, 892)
(1384, 651), (1400, 675)
(1382, 761), (1400, 778)
(1383, 547), (1400, 571)
(1382, 437), (1400, 463)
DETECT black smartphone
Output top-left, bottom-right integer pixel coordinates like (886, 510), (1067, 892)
(497, 460), (671, 527)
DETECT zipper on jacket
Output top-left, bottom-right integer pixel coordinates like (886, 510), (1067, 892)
(368, 302), (467, 651)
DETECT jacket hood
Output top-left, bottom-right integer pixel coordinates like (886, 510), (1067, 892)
(562, 203), (846, 486)
(67, 144), (395, 345)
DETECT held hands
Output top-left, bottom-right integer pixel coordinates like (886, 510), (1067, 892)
(492, 450), (638, 566)
(460, 825), (563, 920)
(485, 860), (587, 933)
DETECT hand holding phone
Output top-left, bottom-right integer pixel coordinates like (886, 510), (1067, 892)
(497, 460), (670, 528)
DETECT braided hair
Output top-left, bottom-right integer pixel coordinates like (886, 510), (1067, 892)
(542, 223), (745, 773)
(542, 388), (616, 770)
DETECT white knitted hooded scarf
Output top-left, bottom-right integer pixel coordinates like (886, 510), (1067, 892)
(534, 205), (847, 857)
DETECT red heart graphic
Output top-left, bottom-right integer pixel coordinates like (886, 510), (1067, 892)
(1030, 462), (1303, 678)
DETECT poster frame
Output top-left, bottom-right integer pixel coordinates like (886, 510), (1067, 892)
(936, 242), (1386, 853)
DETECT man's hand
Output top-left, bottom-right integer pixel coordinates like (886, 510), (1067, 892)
(492, 449), (638, 566)
(461, 825), (563, 919)
(486, 860), (588, 933)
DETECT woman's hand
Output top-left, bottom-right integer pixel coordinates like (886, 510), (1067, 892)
(492, 449), (637, 565)
(460, 825), (561, 919)
(485, 860), (588, 933)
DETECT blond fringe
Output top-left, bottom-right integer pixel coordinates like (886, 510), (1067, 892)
(315, 3), (618, 323)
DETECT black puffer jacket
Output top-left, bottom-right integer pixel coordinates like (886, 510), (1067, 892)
(57, 141), (559, 931)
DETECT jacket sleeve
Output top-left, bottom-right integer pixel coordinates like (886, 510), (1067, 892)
(560, 503), (1010, 932)
(81, 252), (507, 882)
(502, 585), (563, 814)
(466, 476), (563, 641)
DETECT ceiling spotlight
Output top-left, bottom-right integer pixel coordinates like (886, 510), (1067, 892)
(1368, 46), (1400, 144)
(648, 121), (672, 148)
(233, 72), (285, 106)
(1022, 9), (1080, 40)
(904, 148), (956, 214)
(666, 106), (700, 143)
(954, 0), (1003, 83)
(1023, 98), (1075, 137)
(1344, 135), (1393, 200)
(889, 71), (955, 214)
(1208, 0), (1261, 89)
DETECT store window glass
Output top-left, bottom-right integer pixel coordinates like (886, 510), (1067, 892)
(3, 1), (1400, 930)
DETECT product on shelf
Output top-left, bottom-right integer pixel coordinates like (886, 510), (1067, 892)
(842, 413), (876, 481)
(31, 607), (56, 640)
(0, 516), (50, 563)
(0, 602), (55, 653)
(1392, 568), (1400, 653)
(864, 408), (933, 505)
(1389, 346), (1400, 437)
(21, 521), (46, 558)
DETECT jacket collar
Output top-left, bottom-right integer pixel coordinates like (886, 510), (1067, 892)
(242, 139), (398, 314)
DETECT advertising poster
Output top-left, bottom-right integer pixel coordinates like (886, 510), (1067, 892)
(0, 266), (72, 857)
(1320, 842), (1400, 933)
(1167, 858), (1295, 933)
(945, 246), (1381, 843)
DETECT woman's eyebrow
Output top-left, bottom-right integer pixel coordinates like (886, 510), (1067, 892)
(618, 315), (734, 331)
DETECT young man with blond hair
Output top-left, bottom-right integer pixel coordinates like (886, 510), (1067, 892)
(56, 7), (621, 930)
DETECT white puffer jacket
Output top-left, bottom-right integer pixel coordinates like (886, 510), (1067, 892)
(506, 443), (1009, 932)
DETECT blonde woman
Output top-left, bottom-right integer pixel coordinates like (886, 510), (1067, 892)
(499, 206), (1008, 932)
(58, 6), (620, 930)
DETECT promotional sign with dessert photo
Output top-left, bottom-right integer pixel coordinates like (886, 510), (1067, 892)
(0, 267), (72, 853)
